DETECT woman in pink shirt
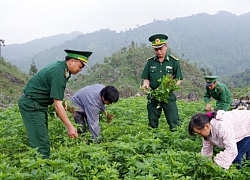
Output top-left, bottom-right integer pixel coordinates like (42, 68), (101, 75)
(188, 110), (250, 169)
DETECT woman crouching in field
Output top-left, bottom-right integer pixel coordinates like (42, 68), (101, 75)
(188, 110), (250, 169)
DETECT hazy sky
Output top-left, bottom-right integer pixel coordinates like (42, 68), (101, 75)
(1, 0), (250, 44)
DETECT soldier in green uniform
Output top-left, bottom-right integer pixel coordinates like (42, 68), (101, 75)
(18, 49), (92, 158)
(141, 34), (183, 131)
(204, 75), (232, 111)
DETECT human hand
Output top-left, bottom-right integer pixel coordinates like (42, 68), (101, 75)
(104, 110), (108, 117)
(205, 104), (214, 112)
(205, 107), (214, 112)
(142, 80), (149, 93)
(142, 84), (149, 93)
(106, 113), (114, 124)
(67, 125), (78, 138)
(205, 103), (211, 110)
(176, 79), (181, 86)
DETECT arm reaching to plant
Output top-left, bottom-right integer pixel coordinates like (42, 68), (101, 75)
(103, 110), (114, 124)
(205, 103), (212, 110)
(54, 99), (78, 138)
(104, 110), (108, 117)
(205, 103), (215, 112)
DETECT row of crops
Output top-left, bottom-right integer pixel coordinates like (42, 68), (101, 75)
(0, 96), (250, 179)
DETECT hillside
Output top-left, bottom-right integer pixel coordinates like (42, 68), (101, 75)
(0, 45), (206, 109)
(221, 69), (250, 88)
(0, 57), (29, 108)
(67, 45), (205, 100)
(2, 31), (82, 72)
(2, 44), (250, 109)
(2, 11), (250, 77)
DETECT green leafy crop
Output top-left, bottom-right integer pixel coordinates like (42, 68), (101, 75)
(1, 98), (249, 179)
(148, 75), (180, 104)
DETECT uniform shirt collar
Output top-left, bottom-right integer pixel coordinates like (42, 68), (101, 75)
(213, 84), (219, 92)
(63, 61), (71, 80)
(153, 54), (169, 61)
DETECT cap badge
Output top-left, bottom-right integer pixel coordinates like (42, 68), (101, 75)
(155, 38), (160, 43)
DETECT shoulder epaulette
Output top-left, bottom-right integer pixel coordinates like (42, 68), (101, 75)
(170, 55), (178, 61)
(147, 56), (155, 60)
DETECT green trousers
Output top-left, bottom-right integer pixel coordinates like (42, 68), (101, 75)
(18, 95), (50, 159)
(147, 92), (181, 130)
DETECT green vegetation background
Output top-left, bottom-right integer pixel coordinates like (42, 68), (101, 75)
(1, 97), (250, 179)
(1, 36), (250, 179)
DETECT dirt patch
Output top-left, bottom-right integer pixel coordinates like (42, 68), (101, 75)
(4, 72), (24, 85)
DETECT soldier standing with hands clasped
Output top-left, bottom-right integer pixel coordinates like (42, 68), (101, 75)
(141, 34), (183, 131)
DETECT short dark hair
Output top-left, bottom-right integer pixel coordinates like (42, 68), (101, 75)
(188, 112), (216, 136)
(65, 56), (72, 61)
(100, 86), (119, 103)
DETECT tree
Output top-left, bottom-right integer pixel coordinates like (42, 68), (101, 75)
(200, 68), (206, 76)
(131, 41), (135, 48)
(29, 60), (38, 76)
(206, 68), (212, 76)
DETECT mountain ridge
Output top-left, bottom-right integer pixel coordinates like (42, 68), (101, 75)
(2, 11), (250, 76)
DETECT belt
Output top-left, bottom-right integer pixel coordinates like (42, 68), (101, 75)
(22, 93), (31, 99)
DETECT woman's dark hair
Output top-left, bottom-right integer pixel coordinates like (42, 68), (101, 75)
(100, 86), (119, 103)
(188, 112), (217, 136)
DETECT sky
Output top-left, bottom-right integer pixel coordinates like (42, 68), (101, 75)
(1, 0), (250, 44)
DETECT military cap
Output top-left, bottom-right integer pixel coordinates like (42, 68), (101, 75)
(204, 76), (218, 86)
(149, 34), (168, 48)
(65, 49), (92, 68)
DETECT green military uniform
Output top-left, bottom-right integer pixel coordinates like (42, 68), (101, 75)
(18, 61), (70, 158)
(141, 34), (183, 130)
(18, 49), (92, 158)
(204, 76), (232, 111)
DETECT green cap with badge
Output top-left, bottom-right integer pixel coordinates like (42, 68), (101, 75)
(149, 34), (168, 48)
(204, 76), (218, 86)
(65, 49), (92, 69)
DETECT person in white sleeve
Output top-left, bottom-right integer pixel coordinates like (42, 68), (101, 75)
(188, 110), (250, 169)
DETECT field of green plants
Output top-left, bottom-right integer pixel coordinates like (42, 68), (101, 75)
(1, 96), (250, 179)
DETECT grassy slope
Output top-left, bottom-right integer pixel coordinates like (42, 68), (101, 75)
(0, 58), (29, 108)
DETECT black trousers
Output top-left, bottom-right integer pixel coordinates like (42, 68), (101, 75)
(74, 111), (88, 133)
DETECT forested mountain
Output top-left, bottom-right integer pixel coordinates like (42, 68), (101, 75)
(2, 31), (82, 71)
(2, 11), (250, 76)
(221, 69), (250, 88)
